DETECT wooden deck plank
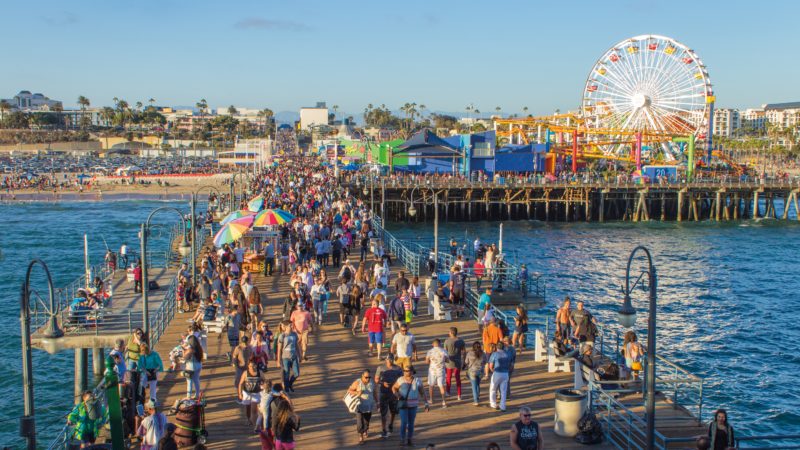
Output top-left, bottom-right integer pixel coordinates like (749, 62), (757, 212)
(150, 255), (698, 449)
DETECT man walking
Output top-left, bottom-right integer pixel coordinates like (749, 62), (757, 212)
(376, 355), (402, 439)
(488, 341), (511, 411)
(502, 335), (517, 398)
(425, 338), (449, 408)
(263, 240), (275, 276)
(120, 242), (129, 268)
(390, 324), (417, 370)
(276, 320), (300, 392)
(362, 298), (388, 359)
(510, 406), (542, 450)
(444, 327), (466, 400)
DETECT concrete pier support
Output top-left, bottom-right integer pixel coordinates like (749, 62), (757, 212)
(752, 190), (759, 219)
(92, 347), (105, 383)
(74, 348), (88, 403)
(715, 190), (722, 221)
(599, 191), (605, 223)
(677, 190), (684, 222)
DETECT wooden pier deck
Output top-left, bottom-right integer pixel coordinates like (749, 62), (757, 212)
(33, 267), (178, 352)
(151, 257), (702, 449)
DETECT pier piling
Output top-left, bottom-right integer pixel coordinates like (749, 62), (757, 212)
(74, 348), (88, 403)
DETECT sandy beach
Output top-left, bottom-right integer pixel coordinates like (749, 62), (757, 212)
(1, 174), (233, 202)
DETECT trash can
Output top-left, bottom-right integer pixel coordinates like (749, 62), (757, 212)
(554, 388), (587, 437)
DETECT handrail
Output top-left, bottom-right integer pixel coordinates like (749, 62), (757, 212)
(45, 225), (208, 449)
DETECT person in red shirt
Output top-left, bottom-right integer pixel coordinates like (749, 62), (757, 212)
(361, 298), (387, 360)
(133, 263), (143, 293)
(290, 303), (314, 361)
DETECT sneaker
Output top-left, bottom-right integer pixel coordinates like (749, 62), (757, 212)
(441, 402), (447, 408)
(457, 395), (462, 401)
(380, 432), (387, 439)
(472, 402), (479, 406)
(500, 408), (507, 412)
(388, 425), (393, 434)
(492, 405), (499, 410)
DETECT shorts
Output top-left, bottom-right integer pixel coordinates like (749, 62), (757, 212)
(379, 393), (399, 415)
(368, 331), (383, 344)
(241, 390), (261, 405)
(518, 324), (529, 334)
(428, 369), (445, 387)
(395, 357), (411, 369)
(340, 303), (353, 316)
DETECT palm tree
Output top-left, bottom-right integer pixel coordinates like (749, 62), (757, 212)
(332, 105), (339, 121)
(77, 96), (91, 130)
(523, 106), (529, 117)
(52, 103), (64, 130)
(419, 104), (426, 120)
(135, 101), (143, 112)
(100, 107), (114, 127)
(196, 99), (208, 116)
(228, 105), (238, 116)
(258, 108), (274, 137)
(495, 106), (502, 117)
(148, 98), (156, 108)
(0, 100), (11, 124)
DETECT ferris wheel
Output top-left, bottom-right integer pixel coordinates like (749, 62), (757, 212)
(581, 35), (712, 157)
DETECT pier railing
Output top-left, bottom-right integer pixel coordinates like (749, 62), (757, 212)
(45, 224), (208, 449)
(374, 213), (708, 447)
(353, 175), (800, 191)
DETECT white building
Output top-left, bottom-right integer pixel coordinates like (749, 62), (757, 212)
(763, 102), (800, 129)
(218, 138), (273, 167)
(300, 102), (329, 131)
(741, 108), (767, 133)
(712, 108), (741, 137)
(1, 90), (62, 111)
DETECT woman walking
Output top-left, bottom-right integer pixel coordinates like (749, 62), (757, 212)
(272, 397), (301, 450)
(622, 331), (645, 378)
(708, 408), (735, 450)
(139, 343), (164, 402)
(392, 365), (429, 447)
(125, 327), (148, 370)
(464, 341), (488, 406)
(409, 276), (421, 316)
(347, 369), (378, 444)
(512, 305), (528, 352)
(238, 359), (262, 428)
(183, 335), (203, 399)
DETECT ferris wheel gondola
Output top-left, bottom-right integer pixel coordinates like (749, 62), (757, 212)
(581, 35), (712, 159)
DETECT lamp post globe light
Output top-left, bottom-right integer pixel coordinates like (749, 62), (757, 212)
(140, 206), (191, 341)
(617, 245), (658, 450)
(19, 259), (61, 450)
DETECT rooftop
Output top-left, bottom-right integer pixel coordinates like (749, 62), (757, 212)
(763, 101), (800, 111)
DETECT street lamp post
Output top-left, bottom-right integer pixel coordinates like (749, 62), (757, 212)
(617, 245), (658, 450)
(229, 171), (245, 212)
(19, 259), (62, 450)
(140, 207), (191, 341)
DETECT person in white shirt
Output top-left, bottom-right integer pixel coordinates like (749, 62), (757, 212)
(425, 339), (450, 408)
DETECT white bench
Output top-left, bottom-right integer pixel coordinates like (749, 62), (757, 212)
(432, 295), (452, 321)
(202, 318), (224, 334)
(534, 330), (548, 362)
(548, 342), (572, 373)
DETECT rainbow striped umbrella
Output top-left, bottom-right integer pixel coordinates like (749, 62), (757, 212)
(247, 196), (265, 212)
(220, 209), (255, 226)
(253, 208), (295, 227)
(213, 216), (254, 247)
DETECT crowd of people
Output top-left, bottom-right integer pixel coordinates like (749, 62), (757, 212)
(62, 155), (736, 449)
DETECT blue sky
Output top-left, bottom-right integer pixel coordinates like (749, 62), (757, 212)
(1, 0), (798, 115)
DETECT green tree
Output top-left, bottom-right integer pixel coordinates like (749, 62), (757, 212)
(196, 98), (208, 116)
(227, 105), (238, 116)
(0, 100), (11, 124)
(77, 95), (91, 130)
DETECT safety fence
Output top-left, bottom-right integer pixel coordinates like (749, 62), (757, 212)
(45, 224), (209, 449)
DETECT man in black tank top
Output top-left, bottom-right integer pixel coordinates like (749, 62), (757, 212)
(509, 406), (542, 450)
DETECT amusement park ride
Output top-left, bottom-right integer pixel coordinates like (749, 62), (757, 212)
(494, 35), (720, 180)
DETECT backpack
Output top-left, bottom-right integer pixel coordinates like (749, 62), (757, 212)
(574, 411), (603, 445)
(391, 299), (405, 321)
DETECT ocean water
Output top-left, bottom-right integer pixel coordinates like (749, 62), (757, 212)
(1, 201), (797, 446)
(0, 200), (186, 448)
(387, 219), (800, 437)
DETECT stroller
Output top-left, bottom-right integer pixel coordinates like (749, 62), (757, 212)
(172, 397), (208, 446)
